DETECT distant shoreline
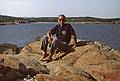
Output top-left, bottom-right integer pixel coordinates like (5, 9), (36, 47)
(0, 15), (120, 25)
(0, 22), (120, 26)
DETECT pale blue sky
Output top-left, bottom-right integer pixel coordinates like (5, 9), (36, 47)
(0, 0), (120, 18)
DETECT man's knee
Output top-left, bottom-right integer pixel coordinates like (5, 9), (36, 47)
(41, 35), (48, 42)
(41, 35), (48, 51)
(52, 39), (57, 43)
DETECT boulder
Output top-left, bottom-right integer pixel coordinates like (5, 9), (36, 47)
(1, 40), (120, 81)
(37, 40), (120, 81)
(0, 54), (49, 81)
(36, 74), (66, 81)
(20, 41), (41, 54)
(0, 43), (17, 55)
(0, 64), (25, 81)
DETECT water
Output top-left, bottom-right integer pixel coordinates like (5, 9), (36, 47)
(0, 23), (120, 50)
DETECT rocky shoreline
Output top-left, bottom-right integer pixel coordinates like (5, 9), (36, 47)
(0, 39), (120, 81)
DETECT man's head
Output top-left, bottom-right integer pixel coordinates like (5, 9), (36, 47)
(58, 14), (65, 26)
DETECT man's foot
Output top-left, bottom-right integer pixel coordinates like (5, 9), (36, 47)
(55, 49), (61, 54)
(42, 55), (52, 62)
(40, 53), (49, 61)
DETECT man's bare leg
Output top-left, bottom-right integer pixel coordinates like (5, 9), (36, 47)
(40, 50), (49, 60)
(42, 53), (53, 62)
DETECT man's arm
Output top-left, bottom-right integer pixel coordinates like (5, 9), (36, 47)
(46, 31), (53, 44)
(71, 34), (77, 48)
(69, 24), (77, 48)
(46, 25), (57, 43)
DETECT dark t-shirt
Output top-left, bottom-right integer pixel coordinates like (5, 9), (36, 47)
(50, 23), (76, 44)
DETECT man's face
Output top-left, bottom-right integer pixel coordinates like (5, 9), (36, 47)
(58, 16), (65, 26)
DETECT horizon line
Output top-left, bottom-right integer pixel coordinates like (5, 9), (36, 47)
(1, 14), (120, 19)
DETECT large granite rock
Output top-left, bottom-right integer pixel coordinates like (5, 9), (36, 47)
(36, 74), (66, 81)
(0, 64), (25, 81)
(0, 43), (17, 55)
(0, 40), (120, 81)
(20, 41), (41, 54)
(0, 43), (23, 54)
(0, 53), (49, 81)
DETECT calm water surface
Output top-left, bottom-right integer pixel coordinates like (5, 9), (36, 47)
(0, 23), (120, 50)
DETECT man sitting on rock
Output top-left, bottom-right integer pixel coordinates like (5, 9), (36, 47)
(40, 14), (77, 62)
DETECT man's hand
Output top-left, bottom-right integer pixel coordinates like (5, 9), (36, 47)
(72, 44), (77, 48)
(47, 31), (53, 44)
(48, 38), (53, 44)
(71, 35), (77, 48)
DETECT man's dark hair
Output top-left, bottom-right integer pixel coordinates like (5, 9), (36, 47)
(59, 14), (65, 18)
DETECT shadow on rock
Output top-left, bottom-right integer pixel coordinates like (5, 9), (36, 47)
(0, 63), (41, 81)
(77, 40), (94, 47)
(0, 64), (25, 81)
(54, 46), (75, 61)
(19, 63), (39, 77)
(53, 40), (94, 61)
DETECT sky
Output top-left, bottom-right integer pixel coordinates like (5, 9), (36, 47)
(0, 0), (120, 18)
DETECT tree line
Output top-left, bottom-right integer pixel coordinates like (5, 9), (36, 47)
(0, 15), (120, 24)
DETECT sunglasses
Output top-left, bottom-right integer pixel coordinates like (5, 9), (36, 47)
(59, 19), (65, 21)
